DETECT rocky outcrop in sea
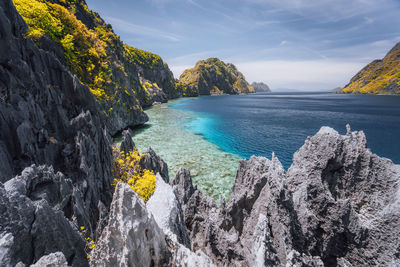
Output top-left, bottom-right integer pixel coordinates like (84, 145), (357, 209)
(251, 82), (271, 92)
(178, 58), (254, 96)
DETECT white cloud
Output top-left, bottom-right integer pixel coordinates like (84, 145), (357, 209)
(246, 0), (394, 23)
(235, 60), (366, 91)
(105, 16), (181, 42)
(169, 59), (366, 91)
(170, 65), (192, 78)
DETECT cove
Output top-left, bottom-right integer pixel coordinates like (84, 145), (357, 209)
(133, 99), (241, 201)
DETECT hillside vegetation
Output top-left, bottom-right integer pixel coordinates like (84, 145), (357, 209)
(178, 58), (254, 96)
(340, 42), (400, 94)
(13, 0), (180, 134)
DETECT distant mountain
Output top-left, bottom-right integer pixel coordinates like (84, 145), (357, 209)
(251, 82), (271, 92)
(178, 58), (255, 96)
(340, 42), (400, 94)
(330, 87), (342, 93)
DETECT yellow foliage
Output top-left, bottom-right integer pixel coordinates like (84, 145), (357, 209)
(112, 146), (156, 202)
(79, 226), (96, 259)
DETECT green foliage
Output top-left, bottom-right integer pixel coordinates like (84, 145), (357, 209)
(112, 146), (156, 202)
(123, 45), (162, 69)
(179, 58), (254, 95)
(13, 0), (173, 103)
(14, 0), (114, 100)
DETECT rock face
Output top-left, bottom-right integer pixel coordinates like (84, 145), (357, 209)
(340, 42), (400, 94)
(140, 147), (170, 183)
(89, 182), (170, 267)
(0, 165), (87, 266)
(251, 82), (271, 92)
(0, 0), (114, 265)
(147, 174), (190, 247)
(30, 252), (69, 267)
(178, 58), (254, 96)
(172, 126), (400, 266)
(119, 129), (135, 154)
(13, 0), (181, 135)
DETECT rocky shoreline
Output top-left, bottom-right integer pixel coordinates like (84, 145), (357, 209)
(1, 0), (400, 266)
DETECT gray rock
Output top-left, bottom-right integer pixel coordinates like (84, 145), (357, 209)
(147, 174), (190, 247)
(287, 126), (400, 266)
(0, 232), (14, 267)
(140, 147), (169, 183)
(0, 0), (114, 264)
(173, 126), (400, 266)
(169, 243), (216, 267)
(119, 129), (135, 154)
(89, 182), (170, 267)
(1, 165), (87, 266)
(30, 252), (69, 267)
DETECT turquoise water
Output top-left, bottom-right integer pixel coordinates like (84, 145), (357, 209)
(133, 100), (241, 201)
(171, 92), (400, 169)
(134, 92), (400, 201)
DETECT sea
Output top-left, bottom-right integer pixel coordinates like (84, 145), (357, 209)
(133, 92), (400, 201)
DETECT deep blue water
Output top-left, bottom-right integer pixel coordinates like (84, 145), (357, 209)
(170, 92), (400, 169)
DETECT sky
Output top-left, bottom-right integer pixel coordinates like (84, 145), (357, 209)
(86, 0), (400, 91)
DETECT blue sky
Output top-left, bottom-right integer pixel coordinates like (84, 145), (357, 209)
(86, 0), (400, 90)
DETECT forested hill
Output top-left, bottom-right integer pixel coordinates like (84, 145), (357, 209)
(340, 42), (400, 94)
(178, 58), (254, 96)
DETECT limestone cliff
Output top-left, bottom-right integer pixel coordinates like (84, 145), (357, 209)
(0, 0), (114, 265)
(178, 58), (254, 96)
(12, 0), (181, 135)
(340, 42), (400, 94)
(251, 82), (271, 92)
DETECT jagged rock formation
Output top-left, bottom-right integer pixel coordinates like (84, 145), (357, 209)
(12, 0), (181, 135)
(1, 1), (400, 266)
(147, 174), (190, 247)
(251, 82), (271, 92)
(1, 165), (87, 266)
(0, 0), (114, 265)
(170, 126), (400, 266)
(91, 174), (215, 267)
(119, 129), (135, 154)
(178, 58), (254, 96)
(340, 42), (400, 94)
(89, 182), (170, 267)
(140, 147), (170, 183)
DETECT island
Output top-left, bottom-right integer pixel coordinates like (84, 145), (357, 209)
(251, 82), (271, 92)
(178, 58), (255, 96)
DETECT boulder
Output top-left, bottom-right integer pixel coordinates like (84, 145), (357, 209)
(30, 252), (69, 267)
